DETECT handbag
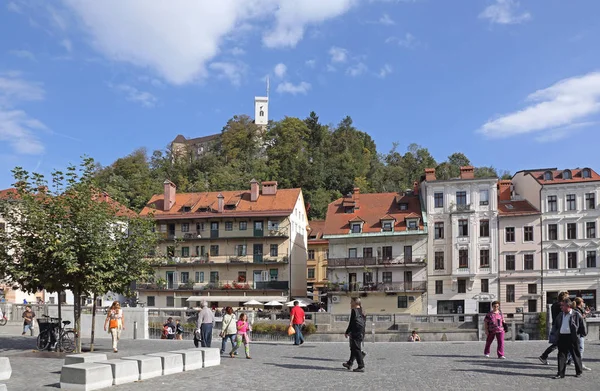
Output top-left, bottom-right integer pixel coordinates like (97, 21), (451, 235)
(109, 319), (118, 329)
(220, 315), (234, 338)
(502, 321), (508, 333)
(287, 325), (295, 336)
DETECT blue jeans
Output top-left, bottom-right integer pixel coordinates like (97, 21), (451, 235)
(221, 334), (236, 353)
(23, 323), (34, 336)
(201, 323), (213, 347)
(293, 324), (304, 345)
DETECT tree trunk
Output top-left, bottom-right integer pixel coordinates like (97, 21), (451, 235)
(74, 287), (82, 353)
(90, 294), (97, 352)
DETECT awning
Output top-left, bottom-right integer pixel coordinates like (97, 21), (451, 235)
(186, 295), (287, 302)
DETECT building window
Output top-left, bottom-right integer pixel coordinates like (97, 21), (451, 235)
(481, 279), (489, 293)
(225, 222), (233, 231)
(308, 250), (315, 260)
(480, 189), (489, 205)
(407, 219), (418, 230)
(548, 224), (558, 240)
(567, 223), (577, 239)
(382, 272), (392, 283)
(479, 220), (489, 238)
(399, 203), (408, 211)
(195, 272), (203, 283)
(239, 221), (247, 230)
(210, 271), (219, 283)
(237, 271), (246, 283)
(434, 192), (443, 208)
(548, 253), (558, 270)
(544, 171), (553, 181)
(351, 223), (361, 233)
(587, 222), (596, 239)
(348, 248), (357, 258)
(434, 252), (444, 270)
(456, 191), (467, 205)
(270, 244), (278, 257)
(480, 249), (489, 268)
(582, 168), (591, 178)
(459, 249), (468, 268)
(430, 222), (442, 239)
(586, 193), (595, 210)
(210, 245), (219, 256)
(524, 254), (534, 270)
(363, 272), (373, 284)
(180, 272), (189, 284)
(567, 252), (577, 268)
(566, 194), (576, 211)
(458, 220), (468, 236)
(269, 269), (278, 281)
(505, 227), (515, 242)
(524, 226), (534, 242)
(457, 279), (466, 293)
(382, 246), (393, 260)
(397, 296), (408, 309)
(363, 247), (373, 258)
(547, 195), (557, 212)
(528, 284), (537, 294)
(181, 223), (189, 232)
(147, 296), (155, 307)
(563, 170), (572, 179)
(587, 251), (596, 268)
(506, 255), (515, 271)
(181, 247), (189, 257)
(435, 280), (443, 294)
(307, 268), (315, 279)
(166, 297), (175, 307)
(235, 244), (247, 256)
(506, 285), (515, 302)
(382, 221), (393, 232)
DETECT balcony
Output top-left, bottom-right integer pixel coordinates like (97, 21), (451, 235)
(137, 279), (289, 292)
(327, 281), (427, 293)
(327, 257), (426, 268)
(150, 255), (289, 266)
(328, 257), (377, 267)
(158, 228), (290, 241)
(451, 203), (473, 214)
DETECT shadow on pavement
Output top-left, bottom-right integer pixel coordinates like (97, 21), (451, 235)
(264, 362), (345, 372)
(282, 356), (340, 362)
(413, 354), (477, 358)
(457, 359), (553, 370)
(43, 383), (60, 388)
(452, 368), (551, 379)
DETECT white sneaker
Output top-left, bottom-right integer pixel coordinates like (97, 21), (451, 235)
(484, 354), (490, 358)
(583, 365), (592, 371)
(499, 356), (506, 359)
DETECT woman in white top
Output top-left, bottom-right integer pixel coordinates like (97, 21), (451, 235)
(220, 307), (237, 355)
(104, 301), (124, 353)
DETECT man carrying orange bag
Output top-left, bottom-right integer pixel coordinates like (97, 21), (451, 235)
(289, 301), (305, 345)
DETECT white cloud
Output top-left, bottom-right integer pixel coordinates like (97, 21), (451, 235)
(209, 62), (246, 86)
(378, 13), (395, 25)
(346, 62), (368, 77)
(378, 64), (392, 78)
(230, 47), (245, 56)
(61, 0), (355, 85)
(305, 59), (316, 68)
(138, 75), (164, 88)
(478, 72), (600, 139)
(60, 39), (73, 53)
(386, 33), (418, 48)
(276, 81), (311, 95)
(0, 75), (45, 103)
(329, 46), (348, 63)
(273, 63), (287, 79)
(109, 83), (158, 108)
(9, 50), (36, 61)
(479, 0), (531, 25)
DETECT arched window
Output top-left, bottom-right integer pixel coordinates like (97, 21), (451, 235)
(582, 168), (591, 178)
(563, 170), (572, 179)
(544, 171), (553, 181)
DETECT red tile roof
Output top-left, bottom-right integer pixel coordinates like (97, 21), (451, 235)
(140, 188), (302, 219)
(0, 188), (17, 199)
(308, 220), (327, 242)
(324, 192), (424, 235)
(498, 200), (540, 216)
(526, 168), (600, 185)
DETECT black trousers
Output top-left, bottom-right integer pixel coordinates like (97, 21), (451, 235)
(541, 343), (557, 359)
(557, 334), (582, 377)
(347, 337), (364, 368)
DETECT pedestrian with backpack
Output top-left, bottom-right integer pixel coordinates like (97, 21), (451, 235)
(342, 297), (366, 372)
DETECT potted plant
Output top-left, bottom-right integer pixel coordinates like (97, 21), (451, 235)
(156, 277), (167, 289)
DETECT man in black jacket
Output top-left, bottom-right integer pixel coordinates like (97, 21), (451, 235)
(342, 297), (366, 372)
(549, 298), (587, 379)
(539, 291), (568, 365)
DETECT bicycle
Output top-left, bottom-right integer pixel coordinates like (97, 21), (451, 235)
(0, 315), (7, 326)
(36, 315), (76, 353)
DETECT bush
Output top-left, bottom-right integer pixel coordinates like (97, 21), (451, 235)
(251, 322), (316, 336)
(538, 312), (547, 339)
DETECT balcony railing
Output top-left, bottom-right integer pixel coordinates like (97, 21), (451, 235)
(328, 257), (426, 267)
(150, 255), (289, 266)
(327, 281), (427, 293)
(451, 203), (473, 213)
(137, 279), (289, 291)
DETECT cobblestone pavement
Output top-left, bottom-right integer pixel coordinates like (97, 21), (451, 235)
(2, 327), (600, 391)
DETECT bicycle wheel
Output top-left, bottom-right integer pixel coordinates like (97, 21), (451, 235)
(0, 317), (7, 326)
(58, 330), (76, 353)
(36, 331), (51, 351)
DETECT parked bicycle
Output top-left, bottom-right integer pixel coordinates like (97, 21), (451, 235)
(0, 314), (7, 326)
(36, 315), (76, 352)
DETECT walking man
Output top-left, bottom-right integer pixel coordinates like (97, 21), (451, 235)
(198, 301), (215, 347)
(539, 291), (569, 365)
(549, 298), (586, 379)
(290, 301), (305, 346)
(342, 297), (366, 372)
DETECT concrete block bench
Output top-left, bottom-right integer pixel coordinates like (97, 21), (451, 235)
(0, 383), (6, 391)
(193, 347), (221, 367)
(0, 357), (11, 380)
(121, 355), (162, 380)
(97, 359), (139, 385)
(147, 352), (184, 375)
(64, 353), (108, 366)
(60, 362), (114, 391)
(170, 350), (203, 371)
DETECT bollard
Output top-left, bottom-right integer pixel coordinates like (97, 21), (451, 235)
(371, 322), (375, 343)
(133, 321), (137, 340)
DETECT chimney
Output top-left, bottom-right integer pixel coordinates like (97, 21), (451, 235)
(425, 168), (436, 181)
(262, 181), (278, 195)
(413, 181), (419, 196)
(460, 166), (475, 180)
(353, 187), (360, 209)
(163, 180), (176, 211)
(250, 179), (259, 202)
(217, 193), (224, 213)
(498, 180), (512, 202)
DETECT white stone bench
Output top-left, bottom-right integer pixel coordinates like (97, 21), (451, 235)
(170, 349), (203, 371)
(97, 359), (139, 385)
(60, 362), (114, 391)
(0, 383), (6, 391)
(147, 352), (184, 375)
(64, 353), (108, 366)
(0, 357), (11, 380)
(193, 347), (221, 367)
(121, 355), (162, 380)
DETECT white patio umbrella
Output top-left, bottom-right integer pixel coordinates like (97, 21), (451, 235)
(243, 299), (264, 306)
(264, 300), (283, 306)
(285, 300), (307, 307)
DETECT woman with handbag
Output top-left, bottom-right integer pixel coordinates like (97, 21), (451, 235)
(220, 307), (237, 355)
(484, 301), (506, 359)
(230, 313), (252, 359)
(104, 301), (124, 353)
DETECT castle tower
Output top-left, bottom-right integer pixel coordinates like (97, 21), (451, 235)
(254, 96), (268, 126)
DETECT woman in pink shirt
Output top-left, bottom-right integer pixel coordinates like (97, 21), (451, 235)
(484, 301), (506, 359)
(230, 313), (252, 359)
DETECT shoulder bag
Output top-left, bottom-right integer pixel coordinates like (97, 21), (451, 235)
(220, 315), (233, 338)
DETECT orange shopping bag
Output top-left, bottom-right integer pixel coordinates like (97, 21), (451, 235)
(287, 325), (295, 336)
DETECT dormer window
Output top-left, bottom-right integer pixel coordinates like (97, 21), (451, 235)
(582, 168), (591, 178)
(563, 170), (572, 179)
(198, 207), (209, 212)
(382, 221), (394, 232)
(345, 206), (354, 214)
(407, 219), (418, 230)
(351, 223), (362, 233)
(399, 203), (408, 211)
(544, 171), (553, 181)
(182, 206), (191, 212)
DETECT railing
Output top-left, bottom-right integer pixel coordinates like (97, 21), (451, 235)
(138, 280), (289, 291)
(328, 257), (426, 267)
(267, 227), (289, 237)
(150, 255), (289, 266)
(326, 281), (427, 293)
(452, 204), (472, 213)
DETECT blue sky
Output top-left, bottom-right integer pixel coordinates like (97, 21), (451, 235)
(1, 0), (600, 189)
